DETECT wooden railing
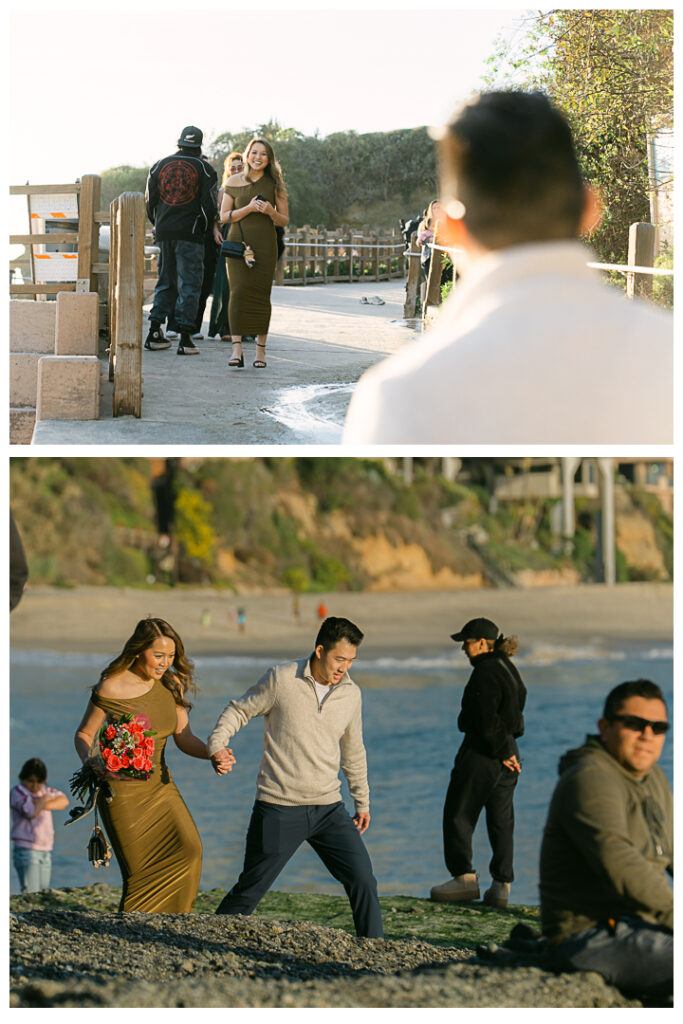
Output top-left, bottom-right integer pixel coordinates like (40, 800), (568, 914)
(108, 193), (145, 417)
(9, 175), (104, 296)
(275, 225), (405, 286)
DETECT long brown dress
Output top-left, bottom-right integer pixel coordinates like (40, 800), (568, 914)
(224, 176), (278, 334)
(91, 680), (202, 912)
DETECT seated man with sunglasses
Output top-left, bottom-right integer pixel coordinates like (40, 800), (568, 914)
(540, 680), (672, 999)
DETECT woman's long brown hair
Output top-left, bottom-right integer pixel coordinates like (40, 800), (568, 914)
(97, 617), (196, 710)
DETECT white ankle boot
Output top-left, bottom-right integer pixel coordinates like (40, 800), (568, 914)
(483, 880), (510, 908)
(430, 872), (480, 902)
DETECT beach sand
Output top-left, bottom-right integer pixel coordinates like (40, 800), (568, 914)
(10, 581), (672, 659)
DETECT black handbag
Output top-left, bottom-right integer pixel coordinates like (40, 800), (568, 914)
(221, 212), (246, 258)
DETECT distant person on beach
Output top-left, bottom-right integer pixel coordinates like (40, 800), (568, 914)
(317, 602), (328, 624)
(431, 617), (526, 909)
(11, 758), (69, 892)
(539, 679), (672, 998)
(343, 90), (672, 444)
(74, 617), (233, 912)
(10, 508), (28, 611)
(208, 616), (384, 937)
(145, 126), (220, 356)
(220, 137), (289, 370)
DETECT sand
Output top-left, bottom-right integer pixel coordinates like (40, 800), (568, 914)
(9, 581), (672, 659)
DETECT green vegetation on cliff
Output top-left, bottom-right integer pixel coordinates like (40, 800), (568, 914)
(9, 458), (672, 593)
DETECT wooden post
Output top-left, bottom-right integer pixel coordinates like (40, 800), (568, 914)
(109, 195), (120, 380)
(346, 227), (354, 282)
(333, 232), (340, 281)
(301, 225), (309, 286)
(627, 222), (655, 300)
(403, 234), (420, 317)
(77, 174), (101, 291)
(372, 230), (380, 281)
(423, 241), (443, 321)
(112, 192), (144, 417)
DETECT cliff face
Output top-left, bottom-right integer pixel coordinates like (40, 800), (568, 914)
(9, 458), (672, 592)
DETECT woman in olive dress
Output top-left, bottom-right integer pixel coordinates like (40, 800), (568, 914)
(220, 137), (289, 369)
(74, 617), (234, 913)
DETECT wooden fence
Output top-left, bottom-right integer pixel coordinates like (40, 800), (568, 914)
(275, 225), (405, 286)
(9, 175), (104, 296)
(403, 221), (673, 320)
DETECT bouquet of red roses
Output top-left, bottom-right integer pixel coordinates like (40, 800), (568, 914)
(99, 714), (156, 779)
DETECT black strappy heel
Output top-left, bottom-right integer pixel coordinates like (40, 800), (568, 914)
(253, 342), (267, 368)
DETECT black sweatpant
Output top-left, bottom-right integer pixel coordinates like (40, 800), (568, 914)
(442, 741), (519, 883)
(215, 800), (384, 937)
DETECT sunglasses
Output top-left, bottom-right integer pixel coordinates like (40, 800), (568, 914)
(611, 714), (670, 736)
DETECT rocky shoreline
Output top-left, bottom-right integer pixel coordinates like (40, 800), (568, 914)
(10, 888), (641, 1008)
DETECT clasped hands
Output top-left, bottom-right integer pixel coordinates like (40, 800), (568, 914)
(502, 754), (522, 774)
(249, 196), (275, 217)
(210, 747), (236, 775)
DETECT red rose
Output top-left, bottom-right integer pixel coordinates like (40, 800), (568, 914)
(143, 758), (153, 773)
(102, 747), (111, 759)
(105, 725), (117, 740)
(120, 756), (130, 768)
(133, 755), (145, 771)
(144, 737), (155, 753)
(129, 721), (143, 734)
(133, 747), (144, 758)
(107, 754), (122, 772)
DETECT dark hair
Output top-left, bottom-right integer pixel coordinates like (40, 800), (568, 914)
(315, 617), (364, 651)
(439, 90), (584, 249)
(20, 758), (47, 782)
(603, 680), (667, 720)
(98, 617), (196, 710)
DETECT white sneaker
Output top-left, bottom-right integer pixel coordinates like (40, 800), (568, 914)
(191, 332), (203, 340)
(165, 329), (179, 340)
(430, 873), (480, 902)
(483, 880), (510, 908)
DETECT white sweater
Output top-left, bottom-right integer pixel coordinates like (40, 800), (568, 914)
(342, 240), (672, 444)
(208, 656), (370, 813)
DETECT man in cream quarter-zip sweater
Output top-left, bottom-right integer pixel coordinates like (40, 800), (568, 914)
(207, 617), (383, 937)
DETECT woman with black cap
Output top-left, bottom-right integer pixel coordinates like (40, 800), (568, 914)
(430, 616), (526, 909)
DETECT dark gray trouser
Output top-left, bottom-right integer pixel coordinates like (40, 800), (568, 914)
(552, 916), (673, 997)
(443, 741), (518, 882)
(215, 800), (384, 938)
(149, 239), (204, 334)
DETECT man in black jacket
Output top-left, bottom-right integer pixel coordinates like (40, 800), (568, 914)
(145, 126), (218, 356)
(431, 617), (526, 907)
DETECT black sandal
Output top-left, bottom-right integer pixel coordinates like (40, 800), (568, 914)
(229, 343), (244, 368)
(253, 342), (267, 368)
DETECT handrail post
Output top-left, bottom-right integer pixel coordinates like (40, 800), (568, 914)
(111, 192), (144, 417)
(77, 174), (101, 291)
(627, 222), (655, 300)
(403, 235), (420, 317)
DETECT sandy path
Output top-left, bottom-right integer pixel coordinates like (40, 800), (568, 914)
(10, 582), (672, 659)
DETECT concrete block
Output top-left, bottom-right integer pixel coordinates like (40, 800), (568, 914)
(37, 356), (100, 421)
(10, 353), (41, 407)
(10, 407), (36, 445)
(9, 300), (56, 354)
(55, 291), (99, 355)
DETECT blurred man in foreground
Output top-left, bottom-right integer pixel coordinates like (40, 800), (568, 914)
(343, 91), (672, 444)
(540, 680), (673, 998)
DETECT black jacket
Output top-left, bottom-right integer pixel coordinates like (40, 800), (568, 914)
(457, 649), (526, 760)
(145, 150), (217, 243)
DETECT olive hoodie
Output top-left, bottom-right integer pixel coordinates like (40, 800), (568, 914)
(540, 734), (673, 944)
(207, 656), (370, 813)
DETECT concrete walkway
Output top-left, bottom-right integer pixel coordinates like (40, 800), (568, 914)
(32, 280), (419, 445)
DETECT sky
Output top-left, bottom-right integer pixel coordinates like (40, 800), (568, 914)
(9, 3), (529, 186)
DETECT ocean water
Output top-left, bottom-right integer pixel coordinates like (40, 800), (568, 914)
(10, 643), (673, 904)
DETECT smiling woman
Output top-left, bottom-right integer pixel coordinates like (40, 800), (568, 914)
(220, 136), (289, 369)
(72, 617), (228, 913)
